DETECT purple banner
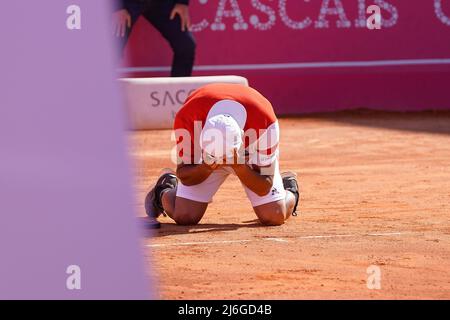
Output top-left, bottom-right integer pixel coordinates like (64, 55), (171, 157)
(0, 1), (150, 299)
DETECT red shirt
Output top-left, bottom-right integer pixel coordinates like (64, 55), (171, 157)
(174, 83), (279, 165)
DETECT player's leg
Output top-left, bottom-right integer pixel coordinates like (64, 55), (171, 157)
(253, 189), (296, 226)
(160, 188), (208, 225)
(169, 168), (229, 224)
(142, 1), (196, 77)
(244, 169), (300, 226)
(145, 168), (229, 226)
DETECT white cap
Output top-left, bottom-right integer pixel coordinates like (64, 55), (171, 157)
(200, 100), (247, 161)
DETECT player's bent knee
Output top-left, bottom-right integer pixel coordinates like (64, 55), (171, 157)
(172, 197), (207, 225)
(172, 208), (204, 225)
(173, 214), (202, 226)
(259, 214), (285, 226)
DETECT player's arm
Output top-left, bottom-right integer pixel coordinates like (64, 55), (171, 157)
(176, 162), (215, 186)
(233, 164), (274, 197)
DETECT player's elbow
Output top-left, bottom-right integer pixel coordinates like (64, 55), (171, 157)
(255, 187), (269, 197)
(177, 172), (204, 186)
(176, 166), (195, 186)
(256, 176), (274, 197)
(177, 175), (196, 186)
(255, 181), (273, 197)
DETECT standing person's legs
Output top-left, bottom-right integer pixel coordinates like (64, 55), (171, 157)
(142, 1), (196, 77)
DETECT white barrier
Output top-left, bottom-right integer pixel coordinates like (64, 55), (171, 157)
(119, 76), (249, 130)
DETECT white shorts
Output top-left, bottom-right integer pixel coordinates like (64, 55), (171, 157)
(176, 161), (286, 207)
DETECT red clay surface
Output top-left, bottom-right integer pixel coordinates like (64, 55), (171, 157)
(129, 111), (450, 299)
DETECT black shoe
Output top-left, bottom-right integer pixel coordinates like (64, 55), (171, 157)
(281, 171), (300, 216)
(144, 169), (178, 219)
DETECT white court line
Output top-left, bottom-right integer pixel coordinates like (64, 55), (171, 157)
(298, 234), (355, 239)
(118, 58), (450, 73)
(130, 150), (172, 157)
(265, 238), (290, 243)
(146, 232), (411, 248)
(147, 239), (252, 248)
(367, 232), (406, 237)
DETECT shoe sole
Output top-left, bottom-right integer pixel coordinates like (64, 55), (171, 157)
(281, 171), (298, 180)
(281, 171), (300, 216)
(144, 168), (177, 219)
(144, 188), (158, 218)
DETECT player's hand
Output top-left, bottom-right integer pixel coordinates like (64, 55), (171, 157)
(112, 9), (131, 37)
(204, 161), (219, 171)
(202, 151), (219, 170)
(224, 148), (247, 171)
(170, 4), (191, 32)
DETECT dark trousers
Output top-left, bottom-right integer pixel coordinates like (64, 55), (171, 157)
(120, 0), (196, 77)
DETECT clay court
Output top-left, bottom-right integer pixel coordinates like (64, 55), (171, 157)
(129, 110), (450, 299)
